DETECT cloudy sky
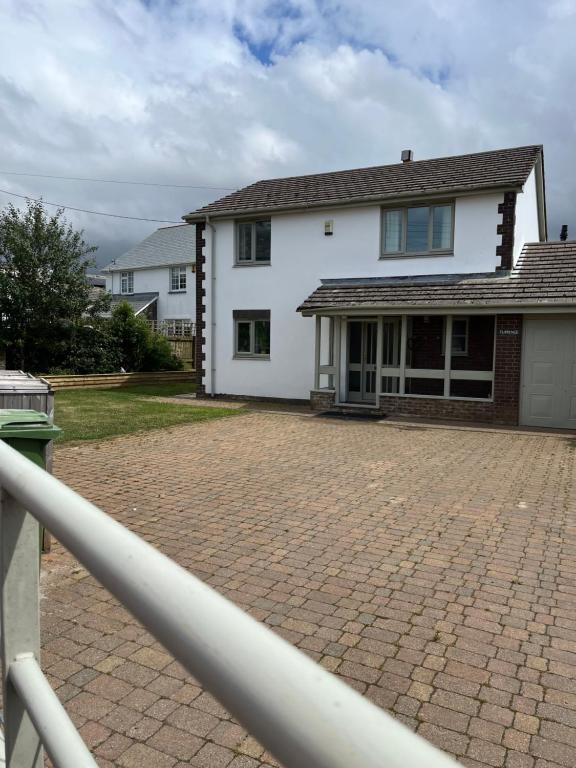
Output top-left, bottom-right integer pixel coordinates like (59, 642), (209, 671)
(1, 0), (575, 268)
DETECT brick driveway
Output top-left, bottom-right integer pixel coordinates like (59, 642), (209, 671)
(45, 412), (576, 768)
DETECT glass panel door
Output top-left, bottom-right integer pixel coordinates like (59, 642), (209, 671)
(347, 321), (363, 401)
(347, 320), (377, 403)
(364, 321), (377, 400)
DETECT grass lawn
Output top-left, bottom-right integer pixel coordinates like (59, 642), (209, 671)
(54, 382), (239, 443)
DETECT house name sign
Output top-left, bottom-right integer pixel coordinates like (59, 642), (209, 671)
(498, 329), (519, 336)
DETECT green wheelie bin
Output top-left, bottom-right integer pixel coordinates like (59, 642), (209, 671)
(0, 409), (61, 552)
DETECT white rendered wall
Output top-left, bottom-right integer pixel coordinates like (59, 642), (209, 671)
(207, 193), (504, 400)
(106, 267), (195, 321)
(513, 169), (540, 265)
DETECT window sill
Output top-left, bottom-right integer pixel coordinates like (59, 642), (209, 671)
(233, 355), (271, 361)
(379, 250), (454, 260)
(379, 392), (493, 403)
(168, 290), (187, 294)
(233, 262), (271, 268)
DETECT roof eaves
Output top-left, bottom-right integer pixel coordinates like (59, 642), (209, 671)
(298, 299), (576, 316)
(183, 181), (524, 222)
(105, 259), (194, 272)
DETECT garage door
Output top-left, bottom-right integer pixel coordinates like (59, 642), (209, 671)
(521, 316), (576, 428)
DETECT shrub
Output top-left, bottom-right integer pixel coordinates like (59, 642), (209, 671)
(107, 303), (149, 371)
(107, 303), (182, 372)
(68, 323), (120, 374)
(38, 303), (183, 375)
(142, 332), (184, 371)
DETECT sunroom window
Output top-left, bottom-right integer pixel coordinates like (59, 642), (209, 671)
(382, 204), (453, 256)
(451, 318), (468, 355)
(378, 314), (494, 400)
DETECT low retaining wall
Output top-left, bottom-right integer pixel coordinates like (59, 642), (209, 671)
(45, 371), (196, 390)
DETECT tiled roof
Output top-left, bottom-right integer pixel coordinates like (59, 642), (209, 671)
(185, 145), (542, 220)
(103, 225), (195, 271)
(102, 292), (158, 317)
(297, 241), (576, 313)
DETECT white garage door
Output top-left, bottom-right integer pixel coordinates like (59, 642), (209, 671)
(521, 316), (576, 428)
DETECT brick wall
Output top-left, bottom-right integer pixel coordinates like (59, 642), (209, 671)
(376, 315), (523, 425)
(310, 389), (336, 411)
(194, 222), (206, 397)
(492, 314), (523, 424)
(497, 191), (517, 271)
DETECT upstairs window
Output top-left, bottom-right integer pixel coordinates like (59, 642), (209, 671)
(382, 204), (453, 256)
(170, 266), (187, 291)
(236, 219), (271, 264)
(120, 271), (134, 294)
(233, 310), (271, 358)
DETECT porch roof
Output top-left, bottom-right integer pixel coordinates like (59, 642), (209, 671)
(298, 241), (576, 314)
(102, 292), (158, 317)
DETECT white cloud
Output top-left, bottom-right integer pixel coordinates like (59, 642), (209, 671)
(0, 0), (575, 266)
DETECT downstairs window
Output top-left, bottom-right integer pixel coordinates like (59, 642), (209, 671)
(233, 310), (271, 358)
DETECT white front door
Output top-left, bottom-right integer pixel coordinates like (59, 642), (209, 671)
(521, 316), (576, 428)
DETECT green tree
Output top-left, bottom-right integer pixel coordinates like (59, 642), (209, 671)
(0, 200), (110, 371)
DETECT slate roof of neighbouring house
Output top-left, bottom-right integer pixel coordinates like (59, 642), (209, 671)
(103, 225), (195, 271)
(102, 293), (159, 317)
(297, 241), (576, 313)
(184, 145), (542, 221)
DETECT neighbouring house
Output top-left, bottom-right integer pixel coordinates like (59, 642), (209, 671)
(184, 145), (576, 430)
(87, 273), (107, 292)
(102, 224), (196, 337)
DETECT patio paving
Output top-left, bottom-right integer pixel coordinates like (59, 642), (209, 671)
(44, 411), (576, 768)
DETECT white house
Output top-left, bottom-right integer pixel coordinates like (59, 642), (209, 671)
(184, 145), (576, 430)
(102, 224), (196, 335)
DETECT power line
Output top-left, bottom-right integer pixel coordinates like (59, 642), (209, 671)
(0, 169), (236, 191)
(0, 188), (183, 224)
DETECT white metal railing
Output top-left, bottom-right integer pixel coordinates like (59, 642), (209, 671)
(148, 319), (196, 338)
(0, 439), (460, 768)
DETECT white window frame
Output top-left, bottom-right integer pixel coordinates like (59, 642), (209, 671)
(233, 313), (271, 359)
(120, 271), (134, 294)
(374, 314), (495, 402)
(381, 203), (454, 257)
(235, 219), (272, 265)
(170, 266), (187, 292)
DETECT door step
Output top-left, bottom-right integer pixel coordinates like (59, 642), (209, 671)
(320, 406), (385, 421)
